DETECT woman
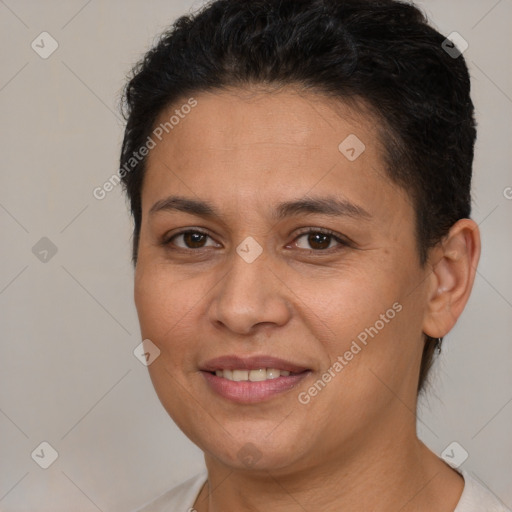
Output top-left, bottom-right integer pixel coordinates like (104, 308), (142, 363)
(120, 0), (509, 510)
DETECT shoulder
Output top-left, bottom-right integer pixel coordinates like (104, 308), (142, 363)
(454, 470), (511, 512)
(134, 472), (207, 512)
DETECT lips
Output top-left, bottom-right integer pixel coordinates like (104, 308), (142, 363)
(200, 355), (311, 404)
(214, 368), (291, 381)
(200, 355), (309, 374)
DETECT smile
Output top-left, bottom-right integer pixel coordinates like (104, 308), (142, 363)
(213, 368), (293, 381)
(200, 355), (311, 403)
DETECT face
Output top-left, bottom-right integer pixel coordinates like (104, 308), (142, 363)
(134, 87), (432, 474)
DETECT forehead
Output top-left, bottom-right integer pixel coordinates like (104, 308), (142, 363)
(142, 87), (409, 221)
(151, 86), (379, 158)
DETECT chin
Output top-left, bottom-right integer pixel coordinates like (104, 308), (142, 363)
(206, 440), (304, 472)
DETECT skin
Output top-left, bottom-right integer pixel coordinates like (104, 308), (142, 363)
(134, 86), (481, 511)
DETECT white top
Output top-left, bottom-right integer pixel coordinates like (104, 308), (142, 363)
(135, 469), (511, 511)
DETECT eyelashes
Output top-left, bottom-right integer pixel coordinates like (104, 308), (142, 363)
(292, 229), (348, 251)
(162, 227), (350, 253)
(165, 230), (219, 250)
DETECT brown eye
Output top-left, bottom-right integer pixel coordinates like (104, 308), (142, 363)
(295, 231), (344, 251)
(183, 232), (207, 248)
(169, 230), (217, 249)
(308, 233), (331, 250)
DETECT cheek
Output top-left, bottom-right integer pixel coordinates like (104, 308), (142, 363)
(296, 265), (421, 394)
(134, 263), (205, 418)
(134, 261), (204, 355)
(297, 266), (401, 346)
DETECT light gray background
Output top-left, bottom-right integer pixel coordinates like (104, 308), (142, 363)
(0, 1), (510, 510)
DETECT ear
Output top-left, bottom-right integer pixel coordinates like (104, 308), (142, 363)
(422, 219), (481, 338)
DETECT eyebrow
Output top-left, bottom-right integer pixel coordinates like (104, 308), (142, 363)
(149, 195), (371, 220)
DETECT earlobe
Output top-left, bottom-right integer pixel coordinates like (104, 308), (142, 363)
(422, 219), (481, 338)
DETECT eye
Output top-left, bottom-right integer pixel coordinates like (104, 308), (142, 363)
(293, 230), (346, 251)
(166, 230), (219, 249)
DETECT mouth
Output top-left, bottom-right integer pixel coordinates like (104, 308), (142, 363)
(200, 355), (311, 404)
(211, 368), (296, 381)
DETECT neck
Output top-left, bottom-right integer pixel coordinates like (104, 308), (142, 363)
(194, 418), (463, 512)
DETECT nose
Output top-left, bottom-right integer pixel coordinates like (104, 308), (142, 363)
(208, 251), (292, 335)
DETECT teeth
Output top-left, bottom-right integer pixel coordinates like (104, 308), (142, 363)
(249, 369), (266, 382)
(214, 368), (293, 381)
(232, 370), (249, 382)
(266, 368), (281, 380)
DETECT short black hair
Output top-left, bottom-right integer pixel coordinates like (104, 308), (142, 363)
(120, 0), (476, 392)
